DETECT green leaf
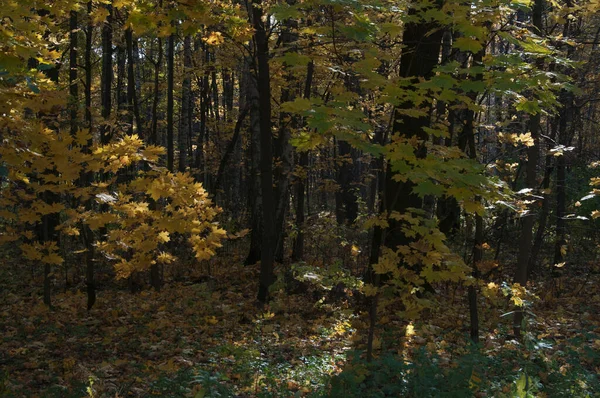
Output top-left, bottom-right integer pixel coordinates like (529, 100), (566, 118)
(453, 37), (483, 53)
(280, 98), (312, 113)
(270, 3), (301, 20)
(521, 38), (552, 55)
(413, 180), (444, 197)
(280, 52), (311, 67)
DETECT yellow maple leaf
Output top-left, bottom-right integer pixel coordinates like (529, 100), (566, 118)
(511, 295), (524, 307)
(157, 231), (170, 243)
(42, 252), (63, 265)
(363, 284), (379, 297)
(517, 132), (535, 147)
(203, 32), (224, 46)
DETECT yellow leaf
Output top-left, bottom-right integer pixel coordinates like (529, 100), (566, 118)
(511, 295), (524, 307)
(363, 284), (379, 297)
(560, 245), (567, 256)
(554, 262), (566, 268)
(42, 252), (63, 265)
(157, 231), (170, 243)
(517, 132), (535, 147)
(157, 252), (175, 263)
(203, 32), (224, 46)
(62, 226), (80, 236)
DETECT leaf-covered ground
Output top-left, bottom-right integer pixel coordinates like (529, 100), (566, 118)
(0, 259), (357, 397)
(1, 256), (599, 397)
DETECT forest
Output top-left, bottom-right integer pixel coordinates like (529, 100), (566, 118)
(0, 0), (599, 396)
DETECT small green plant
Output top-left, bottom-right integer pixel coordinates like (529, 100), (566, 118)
(190, 370), (233, 397)
(86, 376), (96, 398)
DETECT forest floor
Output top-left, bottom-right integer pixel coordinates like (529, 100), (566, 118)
(0, 253), (599, 397)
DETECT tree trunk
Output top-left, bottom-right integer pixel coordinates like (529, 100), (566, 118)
(85, 2), (92, 133)
(292, 60), (314, 262)
(252, 0), (276, 303)
(244, 62), (263, 267)
(179, 36), (192, 172)
(335, 139), (358, 224)
(366, 2), (443, 360)
(100, 2), (113, 145)
(166, 30), (175, 171)
(126, 28), (143, 138)
(69, 10), (78, 137)
(83, 2), (96, 309)
(513, 0), (543, 337)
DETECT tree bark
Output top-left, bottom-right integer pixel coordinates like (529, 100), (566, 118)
(179, 36), (192, 172)
(366, 1), (443, 360)
(252, 0), (276, 303)
(513, 0), (543, 337)
(126, 28), (143, 137)
(166, 30), (175, 171)
(69, 10), (78, 138)
(292, 60), (314, 262)
(100, 2), (113, 145)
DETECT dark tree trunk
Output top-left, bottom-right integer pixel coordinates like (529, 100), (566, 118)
(214, 106), (249, 192)
(273, 18), (298, 263)
(179, 36), (192, 172)
(366, 2), (443, 361)
(84, 2), (95, 309)
(292, 60), (314, 262)
(553, 92), (573, 278)
(529, 124), (557, 277)
(335, 139), (358, 225)
(85, 2), (92, 132)
(513, 0), (543, 337)
(126, 28), (143, 138)
(166, 30), (175, 171)
(244, 62), (263, 266)
(252, 0), (276, 303)
(100, 2), (113, 145)
(69, 10), (78, 137)
(381, 12), (443, 253)
(150, 34), (163, 145)
(116, 40), (127, 121)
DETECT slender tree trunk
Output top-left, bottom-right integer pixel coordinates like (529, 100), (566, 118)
(461, 40), (486, 344)
(83, 2), (95, 309)
(126, 28), (142, 137)
(553, 93), (572, 280)
(211, 56), (220, 121)
(244, 64), (262, 266)
(166, 30), (175, 171)
(150, 33), (163, 145)
(552, 1), (575, 293)
(292, 60), (314, 262)
(513, 0), (543, 337)
(116, 40), (127, 121)
(69, 10), (78, 137)
(100, 2), (113, 145)
(529, 125), (556, 277)
(214, 106), (249, 192)
(85, 2), (92, 133)
(273, 18), (298, 263)
(252, 0), (276, 303)
(179, 36), (192, 172)
(335, 140), (358, 224)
